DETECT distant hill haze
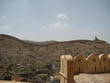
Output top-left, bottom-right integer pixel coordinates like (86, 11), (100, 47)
(0, 34), (110, 78)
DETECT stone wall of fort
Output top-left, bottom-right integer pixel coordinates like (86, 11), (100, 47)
(73, 54), (110, 73)
(60, 54), (110, 83)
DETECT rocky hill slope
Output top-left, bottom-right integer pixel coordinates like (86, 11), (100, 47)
(0, 34), (110, 79)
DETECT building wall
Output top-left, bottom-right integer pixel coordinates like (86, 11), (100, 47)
(60, 56), (65, 83)
(72, 54), (110, 73)
(74, 55), (87, 73)
(87, 54), (101, 73)
(99, 54), (110, 72)
(108, 54), (110, 72)
(60, 55), (75, 83)
(60, 54), (110, 83)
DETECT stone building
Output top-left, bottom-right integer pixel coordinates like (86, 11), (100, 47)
(87, 54), (100, 73)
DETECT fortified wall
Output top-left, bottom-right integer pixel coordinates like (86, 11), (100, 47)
(60, 54), (110, 83)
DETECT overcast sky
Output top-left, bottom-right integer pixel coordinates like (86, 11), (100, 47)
(0, 0), (110, 42)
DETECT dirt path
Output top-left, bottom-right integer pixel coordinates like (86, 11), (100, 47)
(74, 73), (110, 83)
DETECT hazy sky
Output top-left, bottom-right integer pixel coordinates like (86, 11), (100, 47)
(0, 0), (110, 41)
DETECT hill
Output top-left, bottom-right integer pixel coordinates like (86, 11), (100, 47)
(0, 34), (110, 81)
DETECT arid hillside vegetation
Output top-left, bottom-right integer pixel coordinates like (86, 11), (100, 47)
(0, 34), (110, 81)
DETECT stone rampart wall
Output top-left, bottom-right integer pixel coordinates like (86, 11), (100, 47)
(60, 54), (110, 83)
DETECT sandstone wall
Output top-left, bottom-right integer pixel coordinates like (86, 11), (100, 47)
(99, 54), (110, 72)
(61, 54), (110, 75)
(60, 54), (110, 83)
(74, 55), (87, 73)
(60, 55), (74, 83)
(87, 54), (101, 73)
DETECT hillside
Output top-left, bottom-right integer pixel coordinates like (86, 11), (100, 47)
(0, 34), (110, 81)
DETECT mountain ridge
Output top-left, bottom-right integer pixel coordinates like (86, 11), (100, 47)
(0, 34), (107, 46)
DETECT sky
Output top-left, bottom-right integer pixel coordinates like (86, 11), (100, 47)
(0, 0), (110, 42)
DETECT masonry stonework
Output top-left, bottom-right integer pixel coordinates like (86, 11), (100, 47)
(74, 55), (86, 73)
(99, 54), (110, 72)
(87, 54), (101, 73)
(60, 54), (110, 83)
(108, 54), (110, 72)
(60, 55), (75, 83)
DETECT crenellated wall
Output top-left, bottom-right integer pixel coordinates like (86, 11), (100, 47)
(99, 54), (110, 73)
(74, 55), (87, 73)
(72, 54), (110, 74)
(60, 54), (110, 83)
(86, 54), (101, 73)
